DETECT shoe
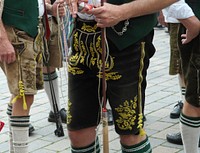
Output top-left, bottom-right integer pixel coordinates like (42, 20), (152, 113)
(29, 124), (35, 136)
(154, 23), (165, 29)
(143, 115), (146, 122)
(107, 109), (114, 126)
(48, 108), (67, 123)
(170, 101), (183, 119)
(166, 132), (200, 147)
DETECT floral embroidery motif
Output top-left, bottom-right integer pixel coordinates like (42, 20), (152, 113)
(115, 96), (138, 130)
(81, 23), (98, 33)
(68, 23), (122, 81)
(67, 100), (72, 124)
(68, 65), (84, 75)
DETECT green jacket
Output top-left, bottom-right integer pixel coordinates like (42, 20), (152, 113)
(106, 0), (157, 50)
(2, 0), (39, 38)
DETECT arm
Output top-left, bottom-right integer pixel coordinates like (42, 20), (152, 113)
(86, 0), (179, 27)
(157, 10), (168, 27)
(179, 17), (200, 44)
(0, 21), (16, 64)
(167, 0), (200, 44)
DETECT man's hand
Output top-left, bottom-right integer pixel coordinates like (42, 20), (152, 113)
(66, 0), (88, 18)
(88, 3), (122, 28)
(52, 0), (66, 17)
(0, 22), (16, 64)
(0, 38), (16, 64)
(179, 16), (200, 44)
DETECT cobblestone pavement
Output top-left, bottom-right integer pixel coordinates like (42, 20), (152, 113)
(0, 28), (200, 153)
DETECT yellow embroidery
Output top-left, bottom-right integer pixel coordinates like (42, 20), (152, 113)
(115, 97), (138, 130)
(67, 100), (72, 124)
(137, 42), (146, 136)
(98, 72), (122, 81)
(73, 32), (79, 51)
(68, 65), (84, 75)
(81, 23), (98, 33)
(68, 23), (121, 80)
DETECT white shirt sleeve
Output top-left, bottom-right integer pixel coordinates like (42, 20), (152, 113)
(167, 0), (194, 19)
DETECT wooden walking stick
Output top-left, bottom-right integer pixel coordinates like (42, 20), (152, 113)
(101, 0), (109, 152)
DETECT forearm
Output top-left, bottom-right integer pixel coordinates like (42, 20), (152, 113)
(119, 0), (178, 20)
(0, 20), (8, 41)
(179, 16), (200, 32)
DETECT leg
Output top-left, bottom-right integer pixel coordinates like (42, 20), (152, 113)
(180, 102), (200, 153)
(120, 135), (151, 153)
(11, 95), (33, 153)
(168, 23), (185, 119)
(43, 17), (66, 123)
(43, 66), (67, 123)
(178, 26), (200, 153)
(68, 126), (100, 152)
(170, 73), (185, 119)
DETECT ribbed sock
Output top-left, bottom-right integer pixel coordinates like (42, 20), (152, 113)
(121, 136), (152, 153)
(71, 137), (100, 153)
(43, 71), (61, 112)
(10, 116), (30, 153)
(7, 104), (14, 153)
(180, 113), (200, 153)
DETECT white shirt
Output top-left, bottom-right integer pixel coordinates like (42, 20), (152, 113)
(38, 0), (44, 17)
(166, 0), (194, 20)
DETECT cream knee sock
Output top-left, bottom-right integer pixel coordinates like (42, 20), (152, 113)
(43, 71), (61, 112)
(180, 113), (200, 153)
(10, 116), (30, 153)
(7, 104), (14, 153)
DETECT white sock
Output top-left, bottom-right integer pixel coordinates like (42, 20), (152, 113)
(44, 71), (61, 112)
(180, 113), (200, 153)
(10, 116), (30, 153)
(7, 105), (14, 153)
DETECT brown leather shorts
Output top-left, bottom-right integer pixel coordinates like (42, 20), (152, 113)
(0, 25), (44, 95)
(168, 23), (182, 75)
(44, 17), (63, 68)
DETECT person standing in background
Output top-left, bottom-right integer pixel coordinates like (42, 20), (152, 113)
(0, 0), (65, 152)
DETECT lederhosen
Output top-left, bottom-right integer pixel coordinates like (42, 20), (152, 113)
(178, 0), (200, 107)
(1, 0), (44, 109)
(67, 0), (157, 135)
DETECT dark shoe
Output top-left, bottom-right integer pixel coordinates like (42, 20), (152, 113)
(166, 132), (200, 147)
(107, 109), (114, 126)
(29, 124), (35, 136)
(166, 132), (183, 145)
(143, 115), (146, 122)
(48, 108), (67, 123)
(170, 101), (183, 119)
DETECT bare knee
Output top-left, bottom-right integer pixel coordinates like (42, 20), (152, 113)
(182, 101), (200, 117)
(68, 126), (97, 147)
(120, 134), (147, 146)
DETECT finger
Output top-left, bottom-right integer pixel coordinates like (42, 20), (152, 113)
(71, 0), (77, 14)
(181, 34), (186, 38)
